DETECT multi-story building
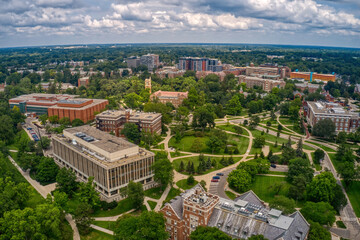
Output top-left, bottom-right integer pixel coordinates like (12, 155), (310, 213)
(96, 109), (162, 136)
(52, 125), (156, 202)
(305, 101), (360, 132)
(125, 56), (141, 68)
(140, 54), (160, 71)
(78, 77), (89, 87)
(161, 185), (310, 240)
(295, 82), (323, 93)
(290, 72), (336, 82)
(195, 71), (226, 81)
(155, 69), (186, 79)
(9, 93), (108, 122)
(238, 76), (286, 92)
(178, 57), (222, 72)
(150, 90), (188, 108)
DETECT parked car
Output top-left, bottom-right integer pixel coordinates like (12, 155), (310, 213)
(27, 127), (32, 130)
(212, 176), (220, 180)
(216, 173), (224, 176)
(211, 179), (219, 182)
(271, 164), (276, 168)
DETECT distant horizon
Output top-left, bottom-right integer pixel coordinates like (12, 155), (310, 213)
(1, 42), (360, 51)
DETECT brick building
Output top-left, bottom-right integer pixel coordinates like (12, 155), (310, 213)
(290, 72), (336, 82)
(126, 56), (141, 68)
(9, 93), (108, 122)
(52, 125), (156, 202)
(238, 76), (286, 92)
(161, 185), (310, 240)
(150, 90), (188, 108)
(96, 109), (162, 136)
(195, 71), (226, 81)
(305, 101), (360, 132)
(78, 77), (89, 87)
(295, 82), (323, 93)
(178, 57), (222, 72)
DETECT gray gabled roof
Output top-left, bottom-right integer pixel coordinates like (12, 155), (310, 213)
(234, 190), (266, 208)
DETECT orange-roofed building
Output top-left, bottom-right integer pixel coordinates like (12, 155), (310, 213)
(150, 90), (188, 108)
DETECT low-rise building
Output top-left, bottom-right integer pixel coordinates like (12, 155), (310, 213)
(52, 125), (156, 202)
(305, 101), (360, 132)
(151, 90), (188, 108)
(9, 93), (108, 122)
(238, 76), (286, 92)
(290, 72), (336, 82)
(78, 77), (89, 87)
(295, 82), (323, 93)
(96, 109), (162, 136)
(160, 185), (310, 240)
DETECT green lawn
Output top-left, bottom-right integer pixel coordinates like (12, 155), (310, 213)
(144, 186), (164, 200)
(248, 129), (294, 145)
(155, 143), (164, 149)
(225, 191), (237, 200)
(248, 175), (291, 203)
(147, 200), (157, 210)
(305, 141), (336, 152)
(92, 221), (116, 231)
(216, 124), (249, 136)
(173, 156), (243, 175)
(91, 198), (137, 217)
(336, 221), (346, 229)
(7, 130), (30, 150)
(163, 187), (182, 204)
(343, 181), (360, 217)
(80, 229), (113, 240)
(303, 144), (315, 151)
(176, 179), (199, 190)
(310, 152), (322, 171)
(328, 153), (341, 171)
(169, 134), (249, 155)
(279, 117), (297, 126)
(250, 142), (282, 155)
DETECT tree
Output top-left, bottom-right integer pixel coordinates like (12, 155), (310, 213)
(127, 181), (144, 210)
(59, 117), (71, 126)
(179, 161), (185, 172)
(124, 92), (142, 109)
(56, 167), (78, 197)
(313, 149), (325, 164)
(300, 201), (336, 226)
(114, 211), (168, 240)
(35, 157), (59, 184)
(296, 138), (303, 157)
(253, 136), (265, 148)
(187, 175), (195, 185)
(227, 169), (252, 192)
(336, 131), (347, 144)
(307, 220), (331, 240)
(269, 196), (295, 215)
(75, 203), (94, 235)
(226, 95), (242, 115)
(39, 114), (48, 125)
(152, 157), (173, 187)
(206, 129), (228, 153)
(339, 162), (359, 187)
(191, 138), (204, 153)
(39, 136), (51, 149)
(122, 123), (141, 144)
(77, 176), (100, 209)
(0, 115), (15, 144)
(312, 119), (336, 139)
(190, 226), (232, 240)
(71, 118), (84, 127)
(287, 158), (314, 184)
(248, 235), (269, 240)
(48, 115), (59, 124)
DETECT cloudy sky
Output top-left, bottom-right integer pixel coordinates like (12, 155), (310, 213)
(1, 0), (360, 48)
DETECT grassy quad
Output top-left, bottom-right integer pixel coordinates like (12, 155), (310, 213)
(168, 134), (249, 155)
(92, 221), (116, 231)
(342, 181), (360, 217)
(147, 200), (157, 210)
(176, 179), (199, 190)
(305, 141), (336, 152)
(216, 124), (250, 136)
(144, 186), (164, 200)
(248, 128), (294, 145)
(173, 156), (243, 175)
(80, 229), (113, 240)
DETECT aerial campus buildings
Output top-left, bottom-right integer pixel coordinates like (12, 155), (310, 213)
(9, 93), (108, 123)
(161, 185), (309, 240)
(304, 101), (360, 133)
(96, 109), (162, 136)
(52, 125), (156, 202)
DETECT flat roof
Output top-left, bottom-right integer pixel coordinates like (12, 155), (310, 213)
(97, 110), (161, 120)
(307, 101), (358, 117)
(64, 125), (136, 153)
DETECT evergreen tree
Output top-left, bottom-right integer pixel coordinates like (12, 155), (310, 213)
(179, 161), (184, 172)
(281, 143), (285, 149)
(260, 151), (265, 159)
(286, 136), (292, 148)
(274, 141), (278, 148)
(268, 149), (273, 159)
(206, 157), (212, 169)
(186, 161), (191, 174)
(255, 152), (258, 159)
(224, 145), (228, 154)
(228, 155), (234, 164)
(190, 162), (195, 174)
(233, 147), (239, 154)
(211, 159), (217, 167)
(296, 138), (303, 157)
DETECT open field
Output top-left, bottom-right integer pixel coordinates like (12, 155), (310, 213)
(80, 229), (113, 240)
(144, 186), (164, 200)
(216, 124), (249, 136)
(176, 179), (199, 190)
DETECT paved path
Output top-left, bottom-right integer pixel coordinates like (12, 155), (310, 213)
(66, 214), (80, 240)
(90, 224), (114, 235)
(93, 209), (136, 221)
(154, 184), (171, 211)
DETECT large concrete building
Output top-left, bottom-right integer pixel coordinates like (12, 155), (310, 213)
(96, 109), (162, 136)
(52, 125), (156, 202)
(290, 72), (336, 82)
(161, 185), (309, 240)
(151, 90), (188, 108)
(238, 76), (286, 92)
(140, 54), (160, 71)
(178, 57), (223, 72)
(125, 56), (141, 68)
(9, 93), (108, 122)
(304, 101), (360, 133)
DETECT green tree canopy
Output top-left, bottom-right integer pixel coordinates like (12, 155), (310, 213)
(301, 201), (336, 226)
(122, 122), (141, 144)
(227, 169), (252, 193)
(190, 226), (232, 240)
(312, 119), (336, 139)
